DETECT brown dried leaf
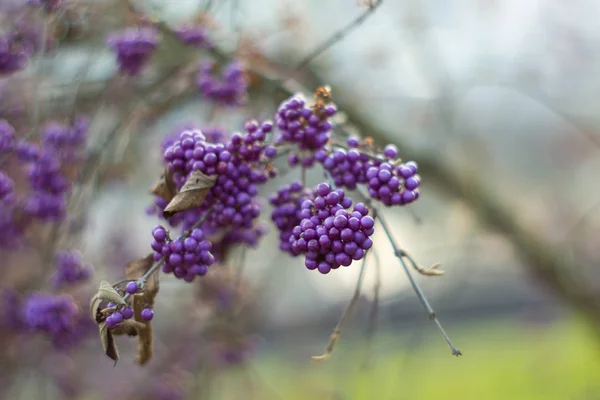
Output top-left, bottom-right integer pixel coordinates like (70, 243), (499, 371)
(99, 322), (119, 364)
(163, 170), (217, 219)
(133, 294), (153, 365)
(125, 254), (159, 307)
(149, 166), (177, 202)
(89, 281), (125, 321)
(112, 319), (145, 337)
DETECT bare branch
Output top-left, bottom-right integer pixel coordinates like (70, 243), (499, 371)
(293, 0), (383, 73)
(375, 210), (462, 356)
(311, 250), (370, 361)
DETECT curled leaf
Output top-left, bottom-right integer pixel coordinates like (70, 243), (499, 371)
(163, 170), (216, 219)
(150, 166), (177, 202)
(90, 280), (125, 321)
(125, 254), (159, 307)
(133, 294), (153, 365)
(99, 322), (119, 365)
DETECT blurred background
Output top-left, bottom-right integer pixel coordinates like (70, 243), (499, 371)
(1, 0), (600, 399)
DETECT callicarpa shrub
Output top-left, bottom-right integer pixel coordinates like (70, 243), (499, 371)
(0, 2), (461, 394)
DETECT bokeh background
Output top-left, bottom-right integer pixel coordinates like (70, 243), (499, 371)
(2, 0), (600, 399)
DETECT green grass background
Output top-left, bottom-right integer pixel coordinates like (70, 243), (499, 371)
(209, 317), (600, 400)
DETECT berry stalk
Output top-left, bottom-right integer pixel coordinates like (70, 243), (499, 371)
(122, 210), (212, 302)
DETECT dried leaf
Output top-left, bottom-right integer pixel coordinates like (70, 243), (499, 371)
(125, 254), (159, 307)
(112, 319), (145, 337)
(133, 294), (153, 365)
(163, 170), (217, 219)
(89, 280), (125, 321)
(99, 322), (119, 364)
(149, 166), (177, 202)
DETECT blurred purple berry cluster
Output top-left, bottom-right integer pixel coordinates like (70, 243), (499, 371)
(107, 27), (160, 76)
(196, 60), (249, 106)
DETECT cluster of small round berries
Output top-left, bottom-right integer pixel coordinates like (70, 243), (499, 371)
(174, 25), (213, 48)
(0, 119), (15, 153)
(269, 181), (310, 254)
(160, 123), (275, 234)
(366, 161), (420, 206)
(105, 302), (154, 328)
(316, 136), (421, 206)
(51, 250), (93, 288)
(0, 34), (31, 76)
(275, 95), (337, 164)
(316, 147), (371, 190)
(23, 293), (78, 336)
(288, 183), (374, 274)
(196, 61), (248, 107)
(41, 116), (88, 162)
(151, 225), (215, 282)
(107, 27), (159, 76)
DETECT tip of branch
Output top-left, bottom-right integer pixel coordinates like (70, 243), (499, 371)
(421, 263), (444, 276)
(452, 348), (463, 357)
(311, 353), (331, 362)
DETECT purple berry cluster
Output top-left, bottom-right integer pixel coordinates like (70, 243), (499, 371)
(42, 116), (88, 162)
(275, 94), (337, 165)
(23, 293), (79, 337)
(288, 183), (374, 274)
(51, 250), (93, 288)
(0, 171), (15, 202)
(21, 117), (88, 220)
(0, 34), (31, 76)
(107, 27), (159, 76)
(317, 147), (370, 190)
(269, 181), (309, 254)
(160, 121), (276, 233)
(151, 225), (215, 282)
(0, 119), (15, 153)
(365, 161), (420, 206)
(317, 136), (421, 206)
(175, 25), (213, 48)
(196, 60), (248, 107)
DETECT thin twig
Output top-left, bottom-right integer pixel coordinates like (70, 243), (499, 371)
(375, 211), (461, 356)
(123, 212), (211, 302)
(311, 252), (369, 361)
(361, 246), (381, 369)
(292, 0), (383, 73)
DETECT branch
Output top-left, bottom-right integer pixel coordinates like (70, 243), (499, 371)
(330, 89), (600, 334)
(311, 250), (370, 361)
(292, 0), (383, 73)
(375, 210), (461, 356)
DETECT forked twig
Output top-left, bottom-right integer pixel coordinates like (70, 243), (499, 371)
(375, 211), (461, 356)
(311, 249), (370, 361)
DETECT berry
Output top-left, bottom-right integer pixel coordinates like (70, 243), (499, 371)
(125, 281), (138, 294)
(141, 308), (154, 321)
(121, 307), (134, 319)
